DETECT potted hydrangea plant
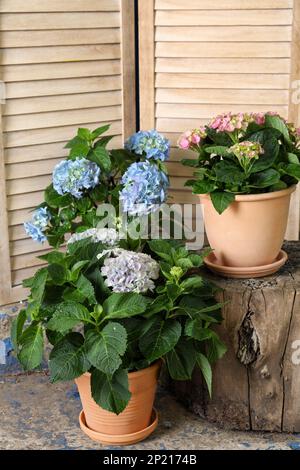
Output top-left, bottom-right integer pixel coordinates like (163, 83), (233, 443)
(179, 113), (300, 278)
(12, 233), (225, 445)
(17, 125), (226, 445)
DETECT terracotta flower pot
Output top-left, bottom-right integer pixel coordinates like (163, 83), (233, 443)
(75, 361), (161, 445)
(200, 186), (296, 273)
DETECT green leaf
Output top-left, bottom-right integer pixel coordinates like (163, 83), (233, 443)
(282, 163), (300, 180)
(185, 319), (214, 341)
(18, 324), (44, 371)
(48, 263), (68, 286)
(205, 127), (232, 146)
(196, 353), (212, 397)
(180, 276), (203, 291)
(192, 180), (216, 194)
(45, 184), (72, 209)
(11, 309), (27, 350)
(85, 322), (127, 375)
(287, 153), (300, 164)
(65, 135), (84, 149)
(47, 301), (90, 333)
(207, 333), (227, 364)
(69, 141), (90, 158)
(139, 318), (181, 363)
(214, 160), (245, 185)
(70, 260), (90, 281)
(210, 192), (235, 215)
(148, 240), (173, 261)
(76, 274), (97, 305)
(49, 333), (90, 382)
(248, 129), (280, 172)
(145, 295), (170, 317)
(166, 283), (182, 301)
(103, 293), (148, 320)
(38, 251), (66, 265)
(205, 146), (230, 156)
(88, 147), (111, 173)
(265, 114), (291, 144)
(181, 159), (199, 168)
(249, 168), (281, 188)
(77, 127), (92, 141)
(91, 368), (131, 415)
(91, 124), (110, 140)
(30, 268), (48, 303)
(166, 338), (196, 381)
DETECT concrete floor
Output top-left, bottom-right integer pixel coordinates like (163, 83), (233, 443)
(1, 372), (300, 451)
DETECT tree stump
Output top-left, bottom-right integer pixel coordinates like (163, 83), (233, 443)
(172, 242), (300, 432)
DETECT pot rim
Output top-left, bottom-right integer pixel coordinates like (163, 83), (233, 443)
(81, 360), (161, 380)
(200, 185), (296, 203)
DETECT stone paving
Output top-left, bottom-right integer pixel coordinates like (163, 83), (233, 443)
(1, 373), (300, 451)
(1, 303), (300, 451)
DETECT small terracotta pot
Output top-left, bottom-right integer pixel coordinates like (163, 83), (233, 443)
(75, 361), (161, 441)
(200, 186), (296, 269)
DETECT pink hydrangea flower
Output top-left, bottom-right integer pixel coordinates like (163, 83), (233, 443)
(251, 113), (265, 126)
(178, 128), (206, 150)
(209, 113), (248, 134)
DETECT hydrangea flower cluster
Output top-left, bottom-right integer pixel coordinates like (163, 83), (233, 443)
(24, 207), (50, 243)
(125, 130), (170, 162)
(120, 161), (169, 216)
(100, 249), (160, 293)
(67, 228), (119, 247)
(53, 157), (100, 199)
(178, 128), (207, 150)
(230, 141), (264, 171)
(209, 113), (249, 133)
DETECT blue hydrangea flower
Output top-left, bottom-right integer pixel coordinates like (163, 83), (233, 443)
(24, 207), (51, 243)
(125, 130), (170, 162)
(53, 157), (100, 199)
(120, 161), (169, 216)
(32, 207), (50, 229)
(24, 222), (47, 243)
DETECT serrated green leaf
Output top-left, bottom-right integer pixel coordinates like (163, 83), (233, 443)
(18, 324), (44, 371)
(88, 147), (111, 172)
(139, 318), (181, 363)
(77, 127), (92, 141)
(48, 263), (68, 286)
(205, 146), (230, 156)
(103, 293), (148, 320)
(91, 368), (131, 415)
(69, 141), (90, 158)
(49, 333), (90, 382)
(91, 124), (110, 140)
(166, 338), (196, 380)
(185, 319), (214, 341)
(11, 309), (27, 350)
(76, 274), (97, 305)
(196, 353), (212, 397)
(30, 268), (48, 303)
(44, 184), (72, 209)
(85, 322), (127, 375)
(47, 301), (90, 333)
(210, 192), (235, 215)
(265, 114), (291, 144)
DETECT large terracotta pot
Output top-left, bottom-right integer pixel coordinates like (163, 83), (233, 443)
(75, 361), (161, 445)
(200, 186), (296, 269)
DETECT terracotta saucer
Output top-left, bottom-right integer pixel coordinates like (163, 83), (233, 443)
(79, 409), (158, 446)
(204, 250), (288, 279)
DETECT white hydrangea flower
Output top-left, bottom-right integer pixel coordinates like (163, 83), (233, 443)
(67, 228), (118, 247)
(100, 249), (160, 294)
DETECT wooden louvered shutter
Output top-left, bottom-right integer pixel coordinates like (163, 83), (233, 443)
(0, 0), (136, 305)
(139, 0), (300, 239)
